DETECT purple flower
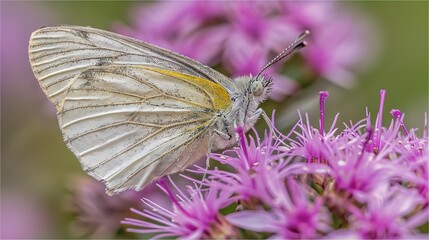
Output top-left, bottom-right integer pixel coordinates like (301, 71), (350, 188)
(288, 91), (426, 202)
(324, 136), (423, 203)
(204, 123), (328, 207)
(227, 178), (331, 239)
(122, 177), (237, 239)
(114, 1), (376, 100)
(122, 90), (427, 239)
(349, 185), (427, 239)
(284, 91), (341, 166)
(390, 110), (428, 202)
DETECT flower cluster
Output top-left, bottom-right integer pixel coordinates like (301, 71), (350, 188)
(122, 178), (236, 239)
(114, 1), (376, 100)
(123, 90), (428, 239)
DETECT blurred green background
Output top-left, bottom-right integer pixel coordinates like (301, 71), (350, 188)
(1, 1), (427, 238)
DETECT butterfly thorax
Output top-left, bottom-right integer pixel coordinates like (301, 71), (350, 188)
(211, 75), (272, 150)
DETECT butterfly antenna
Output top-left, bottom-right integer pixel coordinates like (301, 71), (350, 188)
(255, 30), (310, 79)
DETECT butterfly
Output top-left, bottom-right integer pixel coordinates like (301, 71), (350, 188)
(29, 25), (308, 194)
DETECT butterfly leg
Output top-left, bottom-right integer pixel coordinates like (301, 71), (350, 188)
(197, 134), (213, 190)
(213, 129), (232, 140)
(198, 127), (225, 190)
(247, 108), (263, 123)
(212, 115), (233, 140)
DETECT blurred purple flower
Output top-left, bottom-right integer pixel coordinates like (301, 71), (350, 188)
(122, 177), (237, 239)
(1, 2), (57, 116)
(287, 1), (377, 87)
(68, 176), (145, 238)
(114, 1), (376, 100)
(1, 190), (53, 239)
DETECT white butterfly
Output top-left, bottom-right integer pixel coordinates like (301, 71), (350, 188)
(29, 26), (308, 194)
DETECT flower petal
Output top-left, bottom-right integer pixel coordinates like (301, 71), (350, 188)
(226, 210), (279, 232)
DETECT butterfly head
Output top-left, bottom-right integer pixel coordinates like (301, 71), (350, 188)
(233, 75), (272, 104)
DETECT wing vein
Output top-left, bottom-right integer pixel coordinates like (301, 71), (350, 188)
(61, 107), (195, 128)
(85, 127), (167, 171)
(36, 55), (124, 72)
(68, 116), (212, 142)
(31, 47), (124, 62)
(112, 122), (212, 188)
(83, 116), (214, 171)
(142, 67), (216, 110)
(67, 121), (161, 142)
(38, 64), (90, 81)
(61, 95), (164, 114)
(67, 88), (146, 100)
(30, 40), (95, 48)
(79, 130), (137, 157)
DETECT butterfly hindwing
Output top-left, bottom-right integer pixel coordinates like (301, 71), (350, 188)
(59, 65), (218, 193)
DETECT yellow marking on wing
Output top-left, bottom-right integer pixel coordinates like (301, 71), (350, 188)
(139, 67), (231, 111)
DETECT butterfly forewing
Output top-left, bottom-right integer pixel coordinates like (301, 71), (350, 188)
(29, 26), (233, 194)
(29, 25), (235, 108)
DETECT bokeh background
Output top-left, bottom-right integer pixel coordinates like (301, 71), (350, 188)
(1, 1), (427, 239)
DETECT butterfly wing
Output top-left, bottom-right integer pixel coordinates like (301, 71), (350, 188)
(29, 25), (236, 108)
(29, 26), (232, 194)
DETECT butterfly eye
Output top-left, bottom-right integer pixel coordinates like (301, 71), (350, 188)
(251, 81), (264, 96)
